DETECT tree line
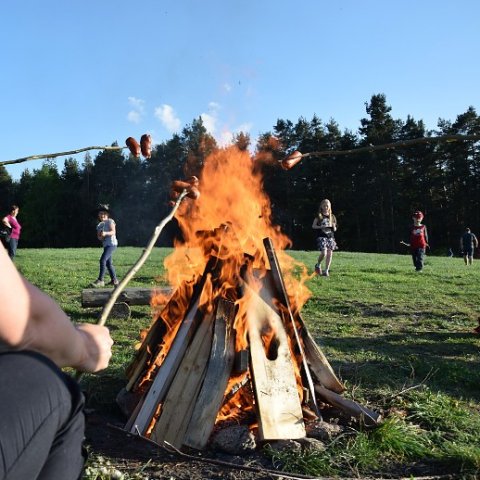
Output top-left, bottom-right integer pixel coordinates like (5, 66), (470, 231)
(1, 93), (479, 254)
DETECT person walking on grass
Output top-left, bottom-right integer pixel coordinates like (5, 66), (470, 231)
(312, 198), (338, 277)
(460, 227), (478, 266)
(0, 241), (113, 480)
(400, 210), (429, 272)
(90, 204), (119, 288)
(2, 204), (21, 259)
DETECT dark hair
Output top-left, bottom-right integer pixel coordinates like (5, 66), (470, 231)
(9, 205), (19, 214)
(95, 204), (112, 217)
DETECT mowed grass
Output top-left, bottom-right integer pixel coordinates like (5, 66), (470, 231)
(14, 248), (480, 478)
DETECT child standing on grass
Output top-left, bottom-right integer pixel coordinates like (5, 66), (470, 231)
(400, 210), (429, 271)
(90, 204), (119, 288)
(312, 199), (337, 277)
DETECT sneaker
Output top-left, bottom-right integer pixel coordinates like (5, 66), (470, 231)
(108, 279), (119, 287)
(314, 264), (321, 275)
(90, 279), (105, 288)
(322, 271), (330, 277)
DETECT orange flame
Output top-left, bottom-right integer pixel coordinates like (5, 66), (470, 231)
(144, 145), (312, 423)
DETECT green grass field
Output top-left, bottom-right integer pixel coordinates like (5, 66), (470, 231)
(14, 248), (480, 478)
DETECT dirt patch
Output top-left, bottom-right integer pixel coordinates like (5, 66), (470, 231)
(84, 411), (302, 480)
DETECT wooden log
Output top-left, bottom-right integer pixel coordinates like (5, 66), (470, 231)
(81, 286), (173, 307)
(262, 237), (344, 394)
(183, 299), (236, 450)
(150, 311), (214, 448)
(315, 385), (381, 427)
(246, 286), (306, 440)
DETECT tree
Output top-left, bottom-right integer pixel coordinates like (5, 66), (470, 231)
(21, 161), (62, 247)
(357, 94), (403, 252)
(0, 165), (13, 215)
(181, 118), (218, 178)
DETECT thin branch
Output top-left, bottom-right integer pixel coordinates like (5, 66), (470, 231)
(75, 190), (188, 381)
(97, 190), (189, 327)
(0, 145), (126, 167)
(299, 134), (480, 159)
(387, 367), (438, 401)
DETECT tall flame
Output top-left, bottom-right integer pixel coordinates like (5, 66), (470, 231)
(164, 145), (311, 310)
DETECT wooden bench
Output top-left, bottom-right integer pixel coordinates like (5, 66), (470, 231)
(81, 286), (173, 319)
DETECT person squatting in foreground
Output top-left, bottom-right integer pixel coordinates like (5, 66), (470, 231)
(91, 204), (119, 287)
(460, 227), (478, 266)
(0, 242), (113, 480)
(312, 198), (338, 277)
(401, 210), (429, 271)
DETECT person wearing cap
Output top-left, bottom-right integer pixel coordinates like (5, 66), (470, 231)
(90, 204), (119, 287)
(460, 227), (478, 266)
(400, 211), (429, 271)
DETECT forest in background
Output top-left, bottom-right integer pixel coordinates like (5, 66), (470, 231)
(1, 93), (479, 253)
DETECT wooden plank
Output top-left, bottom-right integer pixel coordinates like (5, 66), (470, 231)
(246, 286), (306, 440)
(81, 286), (173, 307)
(150, 311), (214, 448)
(125, 257), (219, 434)
(124, 285), (191, 390)
(301, 324), (345, 393)
(183, 299), (236, 450)
(262, 238), (344, 394)
(126, 296), (203, 434)
(315, 385), (381, 427)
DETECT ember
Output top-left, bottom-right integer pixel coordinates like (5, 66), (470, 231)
(119, 146), (379, 450)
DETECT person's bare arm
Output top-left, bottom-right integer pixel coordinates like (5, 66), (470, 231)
(0, 244), (113, 372)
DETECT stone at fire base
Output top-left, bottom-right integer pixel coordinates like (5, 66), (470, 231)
(305, 419), (344, 441)
(211, 425), (256, 455)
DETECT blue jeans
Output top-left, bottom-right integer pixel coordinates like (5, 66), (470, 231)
(411, 248), (425, 271)
(98, 245), (117, 281)
(0, 351), (86, 480)
(7, 238), (18, 259)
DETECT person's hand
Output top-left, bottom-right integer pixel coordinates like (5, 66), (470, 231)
(74, 324), (113, 373)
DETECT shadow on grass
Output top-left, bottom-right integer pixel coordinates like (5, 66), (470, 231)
(322, 331), (480, 400)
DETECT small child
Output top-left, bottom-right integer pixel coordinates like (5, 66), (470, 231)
(90, 204), (119, 287)
(312, 199), (337, 277)
(400, 211), (429, 271)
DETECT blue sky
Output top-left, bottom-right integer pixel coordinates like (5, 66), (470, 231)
(1, 0), (479, 180)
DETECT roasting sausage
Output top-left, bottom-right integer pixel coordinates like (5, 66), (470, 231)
(140, 134), (152, 158)
(281, 150), (303, 170)
(125, 137), (141, 157)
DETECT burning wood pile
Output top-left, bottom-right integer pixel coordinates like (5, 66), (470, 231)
(118, 147), (379, 451)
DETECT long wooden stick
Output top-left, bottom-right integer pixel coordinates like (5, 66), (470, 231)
(98, 190), (188, 327)
(295, 134), (480, 160)
(0, 145), (126, 167)
(75, 189), (188, 381)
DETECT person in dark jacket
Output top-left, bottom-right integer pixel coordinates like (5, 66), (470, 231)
(460, 227), (478, 265)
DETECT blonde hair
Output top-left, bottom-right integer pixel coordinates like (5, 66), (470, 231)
(318, 199), (333, 225)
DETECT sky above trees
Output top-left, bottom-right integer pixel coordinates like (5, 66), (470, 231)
(1, 0), (479, 180)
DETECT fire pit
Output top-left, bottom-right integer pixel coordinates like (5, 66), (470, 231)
(117, 146), (379, 451)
